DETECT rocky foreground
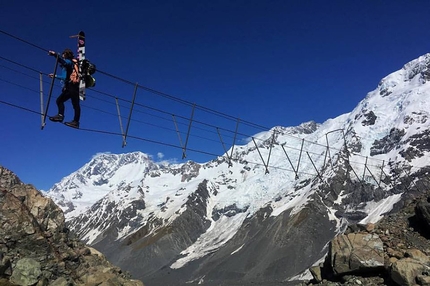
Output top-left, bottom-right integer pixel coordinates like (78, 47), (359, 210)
(0, 166), (144, 286)
(299, 188), (430, 286)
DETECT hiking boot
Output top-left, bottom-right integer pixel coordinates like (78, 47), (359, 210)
(65, 120), (79, 129)
(49, 114), (64, 122)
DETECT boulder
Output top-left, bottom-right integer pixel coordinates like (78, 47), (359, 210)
(415, 201), (430, 233)
(390, 249), (430, 286)
(330, 233), (384, 275)
(9, 258), (42, 286)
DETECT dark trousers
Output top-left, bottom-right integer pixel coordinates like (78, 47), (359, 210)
(56, 86), (80, 122)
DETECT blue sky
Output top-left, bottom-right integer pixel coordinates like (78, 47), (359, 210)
(2, 0), (430, 191)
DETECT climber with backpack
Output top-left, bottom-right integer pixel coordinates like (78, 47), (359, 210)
(48, 48), (81, 129)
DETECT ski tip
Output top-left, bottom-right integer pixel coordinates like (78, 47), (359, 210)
(70, 31), (85, 38)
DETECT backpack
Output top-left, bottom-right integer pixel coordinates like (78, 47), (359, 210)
(68, 58), (96, 87)
(82, 59), (96, 88)
(82, 59), (96, 75)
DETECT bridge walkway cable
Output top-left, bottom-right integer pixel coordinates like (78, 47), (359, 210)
(1, 29), (427, 193)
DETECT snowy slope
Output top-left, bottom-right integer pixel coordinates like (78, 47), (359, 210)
(47, 53), (430, 285)
(48, 152), (158, 218)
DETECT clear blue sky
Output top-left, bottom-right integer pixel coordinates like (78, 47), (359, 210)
(1, 1), (430, 190)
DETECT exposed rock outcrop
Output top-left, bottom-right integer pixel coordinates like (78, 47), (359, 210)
(0, 166), (144, 286)
(302, 190), (430, 286)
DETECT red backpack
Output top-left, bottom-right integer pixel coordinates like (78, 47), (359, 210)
(69, 59), (80, 84)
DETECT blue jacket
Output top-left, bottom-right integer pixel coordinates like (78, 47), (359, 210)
(54, 57), (73, 86)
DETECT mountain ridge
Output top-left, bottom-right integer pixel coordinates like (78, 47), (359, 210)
(46, 53), (430, 285)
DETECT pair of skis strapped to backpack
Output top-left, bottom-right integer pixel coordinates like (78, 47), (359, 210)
(77, 31), (86, 100)
(66, 31), (87, 100)
(72, 31), (96, 101)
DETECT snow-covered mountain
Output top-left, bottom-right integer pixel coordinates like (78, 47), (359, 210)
(47, 54), (430, 285)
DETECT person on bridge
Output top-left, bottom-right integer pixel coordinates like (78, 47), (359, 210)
(48, 48), (80, 129)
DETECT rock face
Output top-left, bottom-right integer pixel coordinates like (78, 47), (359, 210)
(302, 189), (430, 286)
(0, 166), (144, 286)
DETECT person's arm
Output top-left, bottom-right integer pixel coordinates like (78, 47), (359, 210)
(48, 66), (67, 81)
(48, 50), (70, 66)
(48, 51), (71, 80)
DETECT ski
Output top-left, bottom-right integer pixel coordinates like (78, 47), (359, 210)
(77, 31), (86, 101)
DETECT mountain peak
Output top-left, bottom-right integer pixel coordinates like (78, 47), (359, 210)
(377, 53), (430, 98)
(47, 151), (158, 219)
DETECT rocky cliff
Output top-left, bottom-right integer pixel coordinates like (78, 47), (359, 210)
(0, 166), (144, 286)
(299, 180), (430, 286)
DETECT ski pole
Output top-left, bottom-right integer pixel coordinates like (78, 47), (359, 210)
(42, 54), (59, 130)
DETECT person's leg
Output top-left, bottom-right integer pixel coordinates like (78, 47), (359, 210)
(56, 90), (71, 117)
(64, 88), (81, 128)
(70, 90), (81, 123)
(50, 90), (70, 122)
